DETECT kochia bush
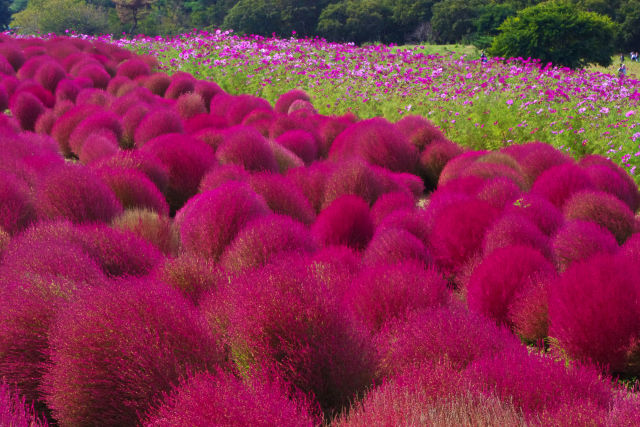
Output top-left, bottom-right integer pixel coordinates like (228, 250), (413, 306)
(551, 220), (619, 272)
(312, 195), (374, 251)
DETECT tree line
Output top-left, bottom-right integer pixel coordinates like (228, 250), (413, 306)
(1, 0), (637, 67)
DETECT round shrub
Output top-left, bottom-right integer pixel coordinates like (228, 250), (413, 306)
(216, 126), (278, 172)
(344, 261), (448, 333)
(220, 215), (317, 272)
(0, 171), (36, 235)
(370, 191), (415, 225)
(248, 172), (316, 225)
(377, 208), (430, 245)
(194, 80), (222, 109)
(94, 166), (169, 216)
(563, 189), (635, 244)
(505, 142), (572, 186)
(144, 369), (315, 427)
(429, 199), (501, 277)
(96, 150), (169, 194)
(199, 164), (250, 192)
(375, 304), (519, 378)
(312, 195), (374, 251)
(552, 220), (619, 272)
(476, 177), (522, 209)
(75, 88), (112, 107)
(502, 194), (564, 236)
(68, 110), (123, 156)
(0, 382), (49, 427)
(225, 94), (273, 126)
(275, 130), (318, 164)
(241, 108), (276, 136)
(269, 139), (306, 173)
(142, 72), (171, 96)
(275, 89), (311, 114)
(184, 113), (228, 133)
(112, 208), (178, 257)
(54, 79), (80, 103)
(201, 258), (377, 414)
(178, 182), (270, 260)
(549, 253), (640, 374)
(316, 113), (357, 157)
(9, 91), (45, 131)
(531, 163), (595, 208)
(287, 162), (336, 213)
(73, 63), (111, 89)
(419, 140), (464, 190)
(437, 150), (486, 186)
(35, 164), (123, 224)
(584, 164), (640, 213)
(395, 115), (447, 151)
(116, 58), (151, 79)
(460, 160), (526, 190)
(134, 109), (184, 147)
(154, 254), (225, 305)
(483, 213), (551, 258)
(176, 92), (207, 120)
(0, 44), (25, 71)
(164, 74), (196, 99)
(42, 280), (226, 426)
(34, 61), (65, 93)
(466, 346), (614, 420)
(139, 134), (216, 213)
(329, 117), (419, 173)
(467, 245), (555, 330)
(362, 228), (431, 268)
(322, 159), (385, 209)
(78, 133), (119, 165)
(51, 104), (102, 156)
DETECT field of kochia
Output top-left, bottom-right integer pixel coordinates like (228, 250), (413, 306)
(1, 31), (640, 426)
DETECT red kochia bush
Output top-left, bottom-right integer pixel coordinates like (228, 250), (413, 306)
(0, 382), (49, 427)
(287, 162), (336, 213)
(0, 44), (25, 71)
(51, 104), (101, 156)
(93, 166), (170, 216)
(96, 150), (169, 193)
(116, 58), (151, 79)
(466, 346), (613, 419)
(78, 133), (119, 164)
(42, 280), (226, 427)
(344, 261), (448, 333)
(54, 79), (80, 103)
(482, 213), (551, 258)
(202, 259), (376, 414)
(216, 126), (279, 172)
(144, 369), (315, 427)
(35, 164), (123, 224)
(184, 113), (228, 133)
(164, 73), (196, 99)
(504, 142), (572, 186)
(198, 164), (250, 192)
(75, 88), (112, 107)
(467, 245), (555, 338)
(274, 89), (311, 114)
(549, 253), (640, 374)
(154, 254), (225, 305)
(476, 177), (522, 209)
(178, 182), (270, 260)
(176, 92), (207, 119)
(312, 195), (374, 250)
(437, 150), (486, 186)
(531, 163), (595, 208)
(370, 191), (415, 225)
(0, 171), (36, 235)
(9, 91), (45, 131)
(429, 199), (501, 277)
(140, 133), (216, 212)
(322, 159), (385, 209)
(362, 228), (431, 268)
(395, 114), (447, 151)
(276, 130), (318, 164)
(68, 110), (123, 155)
(502, 194), (564, 236)
(134, 109), (185, 147)
(329, 117), (419, 173)
(563, 189), (635, 244)
(316, 113), (357, 157)
(220, 215), (318, 272)
(0, 55), (14, 76)
(419, 140), (465, 189)
(194, 80), (222, 110)
(375, 305), (519, 378)
(73, 63), (111, 89)
(248, 172), (316, 225)
(225, 94), (273, 126)
(112, 208), (178, 257)
(552, 220), (619, 272)
(34, 61), (65, 93)
(142, 72), (172, 96)
(580, 154), (640, 212)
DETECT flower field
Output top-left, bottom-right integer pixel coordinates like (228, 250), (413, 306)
(1, 32), (640, 426)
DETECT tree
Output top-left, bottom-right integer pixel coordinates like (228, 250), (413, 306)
(617, 0), (640, 51)
(473, 2), (517, 48)
(222, 0), (281, 36)
(1, 0), (11, 29)
(489, 0), (618, 68)
(383, 0), (435, 41)
(316, 0), (394, 44)
(11, 0), (109, 34)
(431, 0), (489, 44)
(113, 0), (154, 33)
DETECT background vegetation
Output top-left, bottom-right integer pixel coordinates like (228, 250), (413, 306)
(4, 0), (640, 60)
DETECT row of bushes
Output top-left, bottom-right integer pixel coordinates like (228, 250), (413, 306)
(1, 35), (640, 425)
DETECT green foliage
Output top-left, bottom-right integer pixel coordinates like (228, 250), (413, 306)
(10, 0), (109, 34)
(489, 0), (618, 68)
(382, 0), (434, 40)
(113, 0), (155, 33)
(9, 0), (28, 14)
(223, 0), (281, 36)
(1, 0), (11, 29)
(431, 0), (488, 44)
(316, 0), (394, 44)
(617, 0), (640, 51)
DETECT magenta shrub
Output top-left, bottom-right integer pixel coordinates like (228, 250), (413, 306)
(0, 171), (36, 235)
(54, 79), (80, 103)
(344, 261), (448, 333)
(194, 80), (222, 109)
(312, 195), (374, 250)
(0, 85), (7, 111)
(34, 61), (65, 93)
(176, 92), (207, 119)
(548, 253), (640, 374)
(476, 177), (522, 209)
(134, 108), (184, 147)
(502, 194), (564, 236)
(377, 208), (430, 245)
(0, 382), (49, 427)
(552, 220), (619, 272)
(93, 166), (170, 215)
(96, 150), (169, 194)
(144, 369), (315, 427)
(78, 133), (119, 164)
(42, 280), (226, 426)
(116, 58), (151, 79)
(201, 258), (376, 414)
(467, 245), (555, 330)
(51, 104), (101, 156)
(120, 104), (149, 148)
(112, 208), (178, 257)
(139, 133), (216, 212)
(505, 142), (572, 186)
(35, 164), (123, 224)
(329, 117), (419, 173)
(316, 113), (357, 157)
(419, 140), (464, 189)
(184, 113), (228, 133)
(395, 115), (447, 151)
(226, 94), (273, 125)
(73, 63), (111, 89)
(154, 254), (225, 305)
(322, 159), (385, 209)
(531, 163), (595, 208)
(142, 72), (172, 96)
(0, 44), (25, 71)
(164, 73), (196, 99)
(215, 126), (278, 172)
(274, 89), (311, 114)
(466, 346), (614, 419)
(9, 91), (45, 131)
(580, 154), (640, 212)
(177, 182), (270, 260)
(75, 87), (113, 107)
(275, 130), (318, 164)
(375, 305), (519, 378)
(437, 150), (486, 186)
(68, 110), (123, 155)
(287, 162), (336, 213)
(362, 227), (431, 268)
(105, 75), (131, 96)
(429, 199), (501, 277)
(220, 214), (317, 272)
(0, 55), (14, 76)
(242, 108), (276, 135)
(370, 191), (415, 225)
(563, 189), (635, 244)
(248, 172), (316, 225)
(199, 163), (250, 192)
(482, 213), (551, 258)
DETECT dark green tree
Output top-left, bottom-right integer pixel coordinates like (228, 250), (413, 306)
(489, 0), (618, 68)
(1, 0), (11, 29)
(472, 2), (517, 48)
(431, 0), (489, 44)
(222, 0), (281, 36)
(383, 0), (435, 41)
(617, 0), (640, 51)
(316, 0), (394, 44)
